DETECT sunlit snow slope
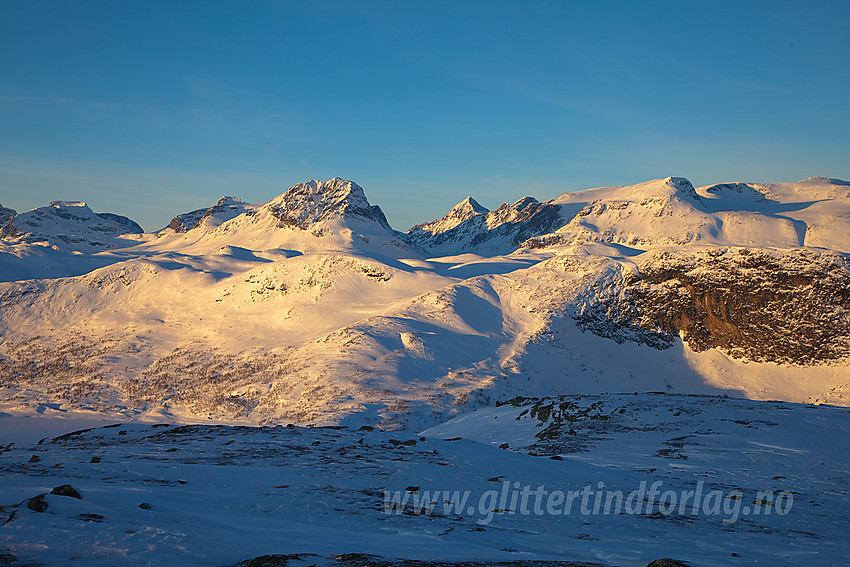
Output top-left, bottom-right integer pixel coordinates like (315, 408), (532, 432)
(1, 176), (848, 429)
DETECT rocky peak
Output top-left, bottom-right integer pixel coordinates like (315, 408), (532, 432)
(408, 193), (565, 256)
(408, 196), (489, 236)
(0, 203), (17, 238)
(486, 197), (543, 228)
(264, 178), (381, 229)
(4, 200), (144, 251)
(215, 196), (246, 208)
(450, 196), (489, 218)
(663, 177), (700, 201)
(0, 203), (17, 222)
(94, 213), (144, 234)
(45, 201), (96, 220)
(165, 196), (250, 233)
(199, 197), (249, 223)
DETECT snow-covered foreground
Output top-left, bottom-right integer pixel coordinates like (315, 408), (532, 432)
(1, 393), (848, 566)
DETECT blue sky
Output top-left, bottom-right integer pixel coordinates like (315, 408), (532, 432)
(1, 0), (848, 231)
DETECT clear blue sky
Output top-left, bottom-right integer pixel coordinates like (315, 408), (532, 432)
(1, 0), (848, 231)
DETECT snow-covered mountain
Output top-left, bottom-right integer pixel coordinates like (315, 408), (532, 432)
(149, 178), (412, 258)
(162, 196), (251, 233)
(523, 176), (850, 252)
(1, 200), (143, 253)
(406, 175), (850, 257)
(407, 194), (566, 256)
(0, 176), (848, 431)
(0, 201), (148, 282)
(408, 196), (489, 242)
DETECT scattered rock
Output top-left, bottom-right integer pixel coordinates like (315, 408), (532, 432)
(499, 443), (510, 449)
(139, 502), (152, 510)
(90, 456), (101, 463)
(654, 448), (687, 460)
(28, 455), (40, 463)
(357, 425), (374, 432)
(405, 486), (420, 493)
(77, 513), (103, 523)
(331, 553), (382, 565)
(50, 484), (81, 499)
(238, 553), (311, 567)
(647, 560), (690, 567)
(26, 494), (47, 512)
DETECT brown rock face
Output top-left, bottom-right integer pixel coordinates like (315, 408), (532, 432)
(575, 248), (850, 364)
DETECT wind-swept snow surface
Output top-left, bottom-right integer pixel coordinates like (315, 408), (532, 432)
(0, 394), (848, 566)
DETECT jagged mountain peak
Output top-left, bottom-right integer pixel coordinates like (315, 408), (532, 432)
(667, 176), (701, 201)
(492, 195), (538, 214)
(152, 178), (413, 258)
(451, 196), (489, 216)
(408, 192), (564, 256)
(269, 177), (369, 209)
(409, 195), (489, 237)
(264, 177), (383, 228)
(482, 196), (550, 230)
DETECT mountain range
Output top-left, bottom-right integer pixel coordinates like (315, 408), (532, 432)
(1, 176), (848, 430)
